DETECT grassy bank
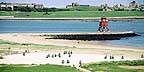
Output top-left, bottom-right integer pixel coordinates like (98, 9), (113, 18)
(0, 64), (80, 72)
(0, 11), (144, 18)
(82, 60), (144, 72)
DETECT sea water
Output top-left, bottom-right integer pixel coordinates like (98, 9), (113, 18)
(0, 20), (144, 48)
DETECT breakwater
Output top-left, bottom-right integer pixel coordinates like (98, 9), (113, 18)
(43, 31), (139, 40)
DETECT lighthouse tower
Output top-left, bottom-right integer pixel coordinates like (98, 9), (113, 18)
(97, 16), (110, 32)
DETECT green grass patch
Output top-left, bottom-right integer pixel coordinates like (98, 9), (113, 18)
(0, 11), (144, 18)
(0, 39), (71, 50)
(0, 50), (8, 53)
(82, 60), (144, 72)
(68, 6), (101, 11)
(0, 64), (80, 72)
(0, 39), (18, 45)
(28, 44), (70, 49)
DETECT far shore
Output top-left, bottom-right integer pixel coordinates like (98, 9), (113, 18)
(0, 16), (144, 21)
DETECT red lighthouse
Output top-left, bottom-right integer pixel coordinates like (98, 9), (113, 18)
(98, 16), (110, 32)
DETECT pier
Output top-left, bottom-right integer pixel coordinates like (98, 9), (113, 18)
(43, 31), (139, 40)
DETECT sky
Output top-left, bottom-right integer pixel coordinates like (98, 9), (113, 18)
(0, 0), (143, 8)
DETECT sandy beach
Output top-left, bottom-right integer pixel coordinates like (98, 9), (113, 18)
(0, 33), (144, 65)
(0, 52), (137, 66)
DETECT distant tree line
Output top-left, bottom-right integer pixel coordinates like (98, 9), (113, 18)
(0, 7), (12, 11)
(0, 6), (107, 12)
(0, 6), (142, 12)
(0, 6), (70, 12)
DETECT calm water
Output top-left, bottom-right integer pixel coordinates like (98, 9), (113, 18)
(0, 20), (144, 48)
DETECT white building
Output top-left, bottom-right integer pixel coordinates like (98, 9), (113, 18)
(0, 2), (44, 11)
(0, 3), (14, 10)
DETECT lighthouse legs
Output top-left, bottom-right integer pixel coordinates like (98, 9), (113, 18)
(98, 26), (102, 32)
(97, 26), (110, 32)
(105, 26), (110, 32)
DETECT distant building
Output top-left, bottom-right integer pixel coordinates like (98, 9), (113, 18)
(101, 4), (112, 11)
(112, 4), (127, 11)
(34, 4), (43, 8)
(0, 2), (14, 10)
(0, 2), (44, 11)
(66, 2), (79, 8)
(140, 5), (144, 11)
(129, 1), (139, 8)
(113, 4), (119, 9)
(66, 2), (89, 8)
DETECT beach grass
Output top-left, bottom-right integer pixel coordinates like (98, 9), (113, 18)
(0, 64), (80, 72)
(82, 60), (144, 72)
(0, 39), (71, 50)
(0, 11), (144, 18)
(0, 50), (8, 53)
(0, 39), (18, 45)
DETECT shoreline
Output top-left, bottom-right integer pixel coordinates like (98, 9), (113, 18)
(0, 32), (142, 49)
(0, 16), (144, 21)
(0, 33), (143, 50)
(1, 32), (143, 49)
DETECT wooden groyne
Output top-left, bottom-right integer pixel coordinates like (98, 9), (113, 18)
(43, 31), (140, 40)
